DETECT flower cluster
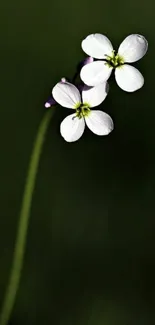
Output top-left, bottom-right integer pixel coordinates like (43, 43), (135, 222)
(45, 33), (148, 142)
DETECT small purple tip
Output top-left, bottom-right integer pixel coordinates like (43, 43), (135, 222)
(45, 102), (51, 108)
(61, 77), (67, 83)
(44, 96), (56, 108)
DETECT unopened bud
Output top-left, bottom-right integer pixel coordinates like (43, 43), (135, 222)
(44, 96), (56, 108)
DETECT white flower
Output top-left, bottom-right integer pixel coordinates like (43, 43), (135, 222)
(52, 80), (114, 142)
(80, 33), (148, 92)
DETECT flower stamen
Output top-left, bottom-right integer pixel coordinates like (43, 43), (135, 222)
(105, 51), (124, 68)
(75, 103), (91, 119)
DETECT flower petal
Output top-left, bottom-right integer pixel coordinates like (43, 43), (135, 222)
(52, 81), (81, 108)
(60, 113), (85, 142)
(81, 33), (113, 59)
(85, 110), (114, 135)
(82, 82), (109, 107)
(118, 34), (148, 63)
(80, 61), (112, 86)
(115, 64), (144, 92)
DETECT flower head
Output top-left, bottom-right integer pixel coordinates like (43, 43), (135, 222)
(52, 80), (114, 142)
(80, 33), (148, 92)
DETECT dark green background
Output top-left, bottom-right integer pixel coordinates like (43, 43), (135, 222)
(0, 0), (155, 324)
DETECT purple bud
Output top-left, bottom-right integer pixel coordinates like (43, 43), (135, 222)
(76, 84), (84, 92)
(44, 96), (56, 108)
(80, 56), (94, 67)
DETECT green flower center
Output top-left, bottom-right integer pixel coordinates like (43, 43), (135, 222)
(74, 103), (91, 119)
(105, 50), (124, 68)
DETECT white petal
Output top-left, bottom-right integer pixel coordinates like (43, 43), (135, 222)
(82, 82), (109, 107)
(85, 110), (114, 135)
(115, 64), (144, 92)
(81, 33), (113, 59)
(60, 113), (85, 142)
(118, 34), (148, 63)
(52, 81), (81, 108)
(80, 61), (112, 86)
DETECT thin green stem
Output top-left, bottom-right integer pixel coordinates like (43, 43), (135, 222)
(0, 108), (54, 325)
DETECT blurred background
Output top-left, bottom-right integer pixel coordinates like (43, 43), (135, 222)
(0, 0), (155, 324)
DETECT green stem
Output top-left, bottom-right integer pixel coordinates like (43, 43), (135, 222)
(0, 108), (54, 325)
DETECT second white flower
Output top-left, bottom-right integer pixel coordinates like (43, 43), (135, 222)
(80, 33), (148, 92)
(52, 80), (114, 142)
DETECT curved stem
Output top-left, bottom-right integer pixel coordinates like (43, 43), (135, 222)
(0, 108), (54, 325)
